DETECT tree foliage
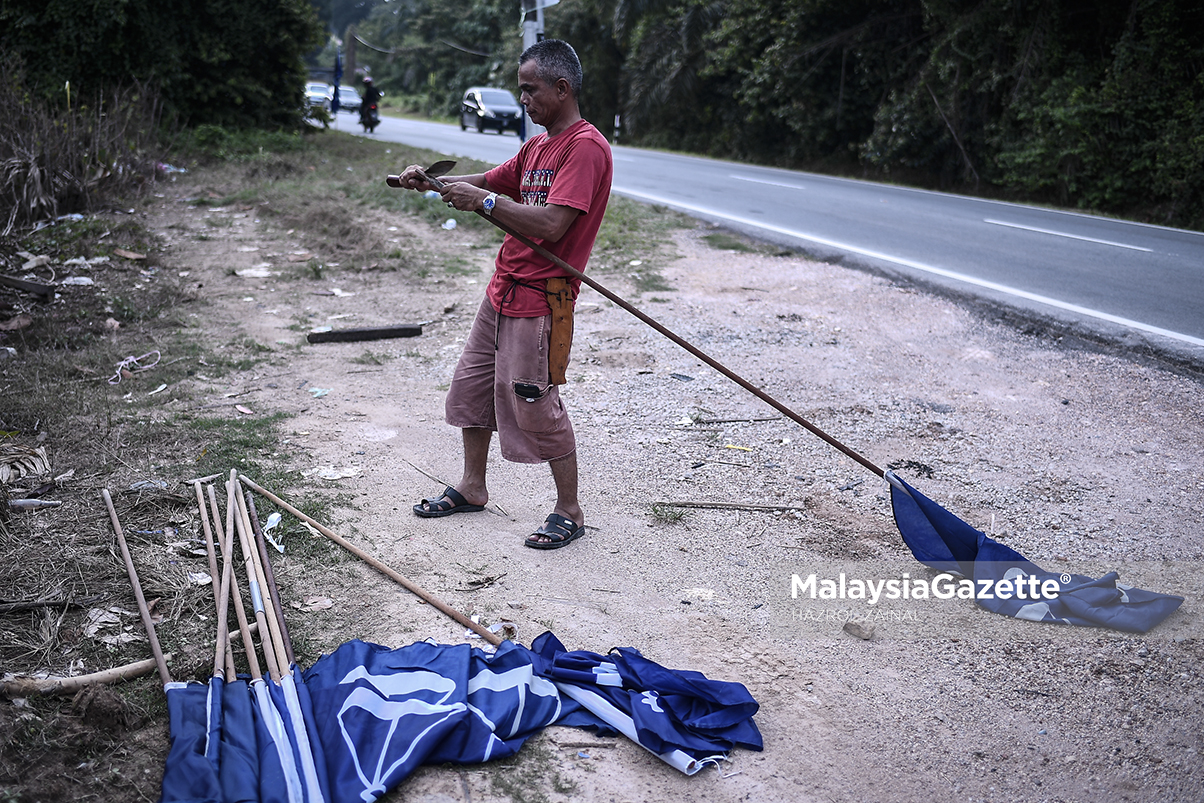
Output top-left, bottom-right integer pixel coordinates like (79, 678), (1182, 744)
(0, 0), (324, 128)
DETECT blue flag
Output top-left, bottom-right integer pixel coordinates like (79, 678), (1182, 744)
(529, 632), (762, 773)
(889, 471), (1184, 632)
(161, 682), (222, 803)
(217, 678), (260, 803)
(302, 639), (562, 803)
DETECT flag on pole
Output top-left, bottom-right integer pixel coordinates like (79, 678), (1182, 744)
(888, 471), (1184, 632)
(331, 51), (343, 114)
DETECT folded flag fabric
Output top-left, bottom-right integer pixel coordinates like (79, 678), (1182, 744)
(529, 631), (762, 773)
(888, 471), (1184, 632)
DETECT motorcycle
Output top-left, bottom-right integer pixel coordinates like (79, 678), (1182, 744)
(360, 103), (380, 134)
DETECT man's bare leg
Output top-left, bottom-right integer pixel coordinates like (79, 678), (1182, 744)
(454, 427), (491, 507)
(528, 450), (584, 545)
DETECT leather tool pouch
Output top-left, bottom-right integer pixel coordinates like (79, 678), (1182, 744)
(545, 277), (574, 385)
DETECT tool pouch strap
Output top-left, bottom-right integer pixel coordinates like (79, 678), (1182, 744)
(545, 277), (574, 385)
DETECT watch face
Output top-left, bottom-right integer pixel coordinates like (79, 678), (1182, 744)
(484, 195), (495, 212)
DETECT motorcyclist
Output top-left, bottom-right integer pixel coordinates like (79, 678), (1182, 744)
(360, 76), (383, 126)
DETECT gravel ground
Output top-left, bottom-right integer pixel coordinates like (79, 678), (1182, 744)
(148, 189), (1203, 803)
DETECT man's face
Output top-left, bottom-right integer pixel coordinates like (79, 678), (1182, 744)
(518, 60), (562, 128)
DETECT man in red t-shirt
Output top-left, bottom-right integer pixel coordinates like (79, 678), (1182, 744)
(396, 40), (612, 550)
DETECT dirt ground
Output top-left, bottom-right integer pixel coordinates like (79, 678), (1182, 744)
(58, 177), (1204, 801)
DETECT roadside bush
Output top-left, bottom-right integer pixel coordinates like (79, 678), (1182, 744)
(0, 60), (162, 235)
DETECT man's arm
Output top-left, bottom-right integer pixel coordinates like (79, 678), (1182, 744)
(394, 164), (580, 243)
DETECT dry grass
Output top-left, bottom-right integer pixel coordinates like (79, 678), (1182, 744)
(0, 60), (162, 235)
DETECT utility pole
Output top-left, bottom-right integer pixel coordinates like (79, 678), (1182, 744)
(519, 0), (559, 139)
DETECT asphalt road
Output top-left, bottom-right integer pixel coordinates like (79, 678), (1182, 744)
(352, 112), (1204, 363)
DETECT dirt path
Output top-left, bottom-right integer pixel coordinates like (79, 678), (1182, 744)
(148, 181), (1204, 802)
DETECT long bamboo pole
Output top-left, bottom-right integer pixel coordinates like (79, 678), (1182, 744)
(102, 489), (172, 686)
(194, 480), (236, 680)
(228, 473), (282, 681)
(239, 475), (503, 646)
(244, 487), (295, 666)
(233, 477), (290, 674)
(209, 484), (261, 681)
(397, 170), (886, 478)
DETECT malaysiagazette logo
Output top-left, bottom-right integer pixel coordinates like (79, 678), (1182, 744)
(790, 571), (1065, 606)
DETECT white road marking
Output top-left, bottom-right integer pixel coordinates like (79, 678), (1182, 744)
(984, 218), (1151, 251)
(730, 174), (806, 190)
(611, 186), (1204, 348)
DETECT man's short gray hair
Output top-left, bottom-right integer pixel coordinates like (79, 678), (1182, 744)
(520, 39), (582, 98)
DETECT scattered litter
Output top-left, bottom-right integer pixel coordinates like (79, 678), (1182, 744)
(629, 259), (643, 266)
(331, 288), (355, 297)
(308, 388), (331, 398)
(148, 383), (168, 395)
(109, 350), (161, 384)
(577, 751), (590, 759)
(674, 416), (695, 426)
(442, 219), (457, 230)
(157, 163), (187, 175)
(291, 596), (333, 612)
(683, 587), (716, 601)
(262, 512), (284, 553)
(113, 248), (146, 260)
(235, 405), (254, 415)
(724, 444), (753, 452)
(237, 246), (260, 252)
(0, 314), (32, 331)
(22, 255), (50, 270)
(187, 572), (212, 587)
(309, 326), (333, 334)
(235, 267), (274, 278)
(287, 253), (313, 262)
(129, 479), (168, 491)
(669, 373), (694, 382)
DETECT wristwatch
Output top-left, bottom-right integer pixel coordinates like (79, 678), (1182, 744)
(482, 192), (498, 216)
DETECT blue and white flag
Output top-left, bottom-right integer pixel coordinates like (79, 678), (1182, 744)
(161, 681), (222, 803)
(302, 639), (562, 803)
(217, 678), (259, 803)
(888, 471), (1184, 632)
(529, 632), (763, 774)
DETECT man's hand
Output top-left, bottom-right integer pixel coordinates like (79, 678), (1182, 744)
(395, 164), (438, 193)
(441, 182), (487, 212)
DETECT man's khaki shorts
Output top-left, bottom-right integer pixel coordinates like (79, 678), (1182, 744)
(445, 298), (576, 463)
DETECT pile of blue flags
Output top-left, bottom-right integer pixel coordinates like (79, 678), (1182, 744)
(161, 634), (762, 803)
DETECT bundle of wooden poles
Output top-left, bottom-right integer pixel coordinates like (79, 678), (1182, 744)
(1, 470), (501, 697)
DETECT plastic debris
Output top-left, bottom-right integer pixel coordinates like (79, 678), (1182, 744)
(312, 465), (361, 480)
(235, 267), (274, 278)
(109, 350), (161, 384)
(113, 248), (145, 260)
(60, 276), (94, 286)
(263, 512), (285, 553)
(128, 479), (168, 491)
(187, 572), (212, 586)
(442, 218), (457, 230)
(148, 384), (168, 395)
(308, 388), (331, 398)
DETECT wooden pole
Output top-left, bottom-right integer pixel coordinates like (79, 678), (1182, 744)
(233, 476), (291, 674)
(209, 484), (262, 681)
(102, 489), (172, 686)
(239, 476), (503, 646)
(227, 474), (282, 681)
(244, 489), (295, 666)
(194, 481), (236, 680)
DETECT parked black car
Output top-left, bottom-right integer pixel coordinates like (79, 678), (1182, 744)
(460, 87), (522, 135)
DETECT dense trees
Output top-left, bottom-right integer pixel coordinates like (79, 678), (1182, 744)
(0, 0), (324, 128)
(345, 0), (1202, 229)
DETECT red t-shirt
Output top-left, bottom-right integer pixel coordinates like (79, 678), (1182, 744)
(483, 119), (613, 317)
